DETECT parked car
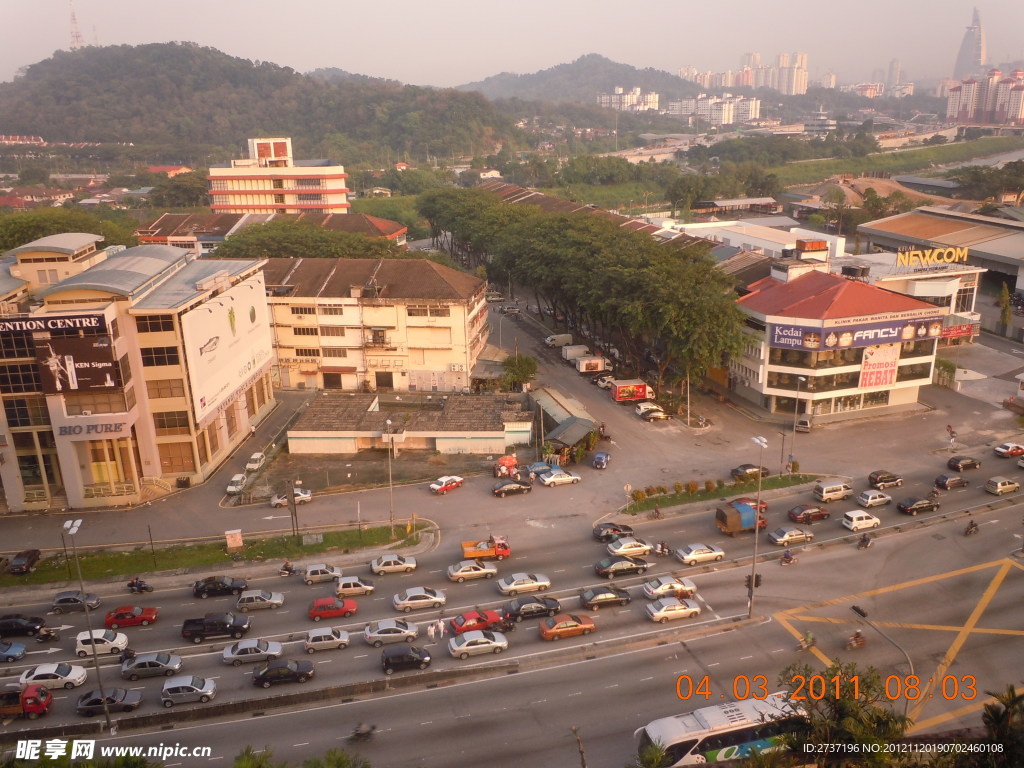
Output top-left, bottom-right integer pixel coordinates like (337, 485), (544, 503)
(236, 589), (284, 613)
(636, 402), (670, 421)
(787, 505), (830, 524)
(645, 598), (702, 624)
(592, 451), (611, 469)
(121, 652), (183, 681)
(935, 473), (969, 490)
(161, 675), (216, 707)
(591, 373), (614, 386)
(641, 576), (697, 601)
(303, 627), (350, 653)
(947, 455), (981, 471)
(363, 619), (418, 647)
(0, 614), (45, 637)
(450, 610), (503, 635)
(104, 605), (159, 629)
(580, 586), (631, 610)
(381, 645), (431, 675)
(539, 469), (582, 486)
(592, 522), (634, 542)
(993, 443), (1024, 457)
(448, 630), (508, 659)
(0, 640), (27, 662)
(225, 473), (247, 495)
(856, 490), (892, 508)
(303, 563), (343, 585)
(524, 461), (554, 475)
(767, 526), (814, 546)
(308, 597), (357, 622)
(446, 559), (498, 583)
(429, 476), (464, 494)
(20, 662), (88, 689)
(606, 536), (654, 558)
(269, 487), (313, 508)
(222, 638), (283, 666)
(492, 478), (532, 497)
(52, 590), (100, 614)
(8, 549), (41, 575)
(252, 659), (314, 688)
(77, 688), (142, 716)
(497, 573), (551, 596)
(675, 544), (725, 567)
(539, 614), (596, 641)
(192, 575), (247, 599)
(868, 470), (904, 490)
(370, 553), (417, 575)
(730, 464), (769, 480)
(501, 596), (561, 623)
(897, 497), (939, 515)
(594, 556), (649, 578)
(245, 452), (266, 472)
(392, 587), (446, 612)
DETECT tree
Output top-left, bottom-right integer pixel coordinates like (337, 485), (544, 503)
(998, 283), (1013, 328)
(211, 218), (405, 261)
(0, 208), (138, 250)
(149, 170), (210, 208)
(502, 353), (538, 391)
(17, 166), (49, 186)
(822, 187), (852, 235)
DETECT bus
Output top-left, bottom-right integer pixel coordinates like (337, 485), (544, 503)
(634, 692), (804, 765)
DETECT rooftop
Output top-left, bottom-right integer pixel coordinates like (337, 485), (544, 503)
(2, 232), (104, 258)
(38, 244), (188, 299)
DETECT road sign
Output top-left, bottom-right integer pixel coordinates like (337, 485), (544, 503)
(624, 484), (632, 493)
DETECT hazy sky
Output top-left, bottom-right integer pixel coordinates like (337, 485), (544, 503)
(2, 1), (1022, 88)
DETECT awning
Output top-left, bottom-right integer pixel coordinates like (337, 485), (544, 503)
(546, 416), (598, 447)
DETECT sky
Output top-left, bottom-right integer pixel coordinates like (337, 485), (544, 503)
(1, 0), (1022, 88)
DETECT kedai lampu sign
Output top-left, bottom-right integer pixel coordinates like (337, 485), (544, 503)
(896, 247), (969, 267)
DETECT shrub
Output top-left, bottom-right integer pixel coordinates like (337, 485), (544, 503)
(656, 485), (668, 495)
(716, 479), (726, 490)
(791, 460), (801, 473)
(644, 486), (657, 497)
(704, 479), (716, 493)
(674, 482), (683, 494)
(632, 489), (648, 503)
(686, 481), (699, 495)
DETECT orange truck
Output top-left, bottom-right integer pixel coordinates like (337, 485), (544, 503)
(0, 684), (52, 719)
(461, 535), (512, 561)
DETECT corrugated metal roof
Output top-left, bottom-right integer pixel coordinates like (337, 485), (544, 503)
(0, 258), (27, 295)
(133, 258), (264, 309)
(2, 232), (103, 258)
(38, 244), (189, 299)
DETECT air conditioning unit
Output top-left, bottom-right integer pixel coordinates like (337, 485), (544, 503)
(81, 410), (93, 416)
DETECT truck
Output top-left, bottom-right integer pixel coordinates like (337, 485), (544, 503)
(715, 503), (767, 537)
(609, 379), (655, 403)
(544, 333), (573, 348)
(461, 535), (512, 561)
(180, 612), (252, 644)
(575, 355), (611, 374)
(493, 455), (519, 478)
(561, 345), (589, 363)
(0, 684), (52, 720)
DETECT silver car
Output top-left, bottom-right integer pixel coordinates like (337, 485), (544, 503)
(496, 573), (551, 596)
(304, 563), (343, 585)
(856, 490), (892, 508)
(121, 652), (183, 681)
(303, 627), (350, 654)
(675, 543), (725, 566)
(363, 618), (419, 647)
(448, 630), (509, 660)
(236, 589), (284, 612)
(606, 536), (654, 558)
(446, 559), (498, 583)
(645, 598), (702, 624)
(370, 553), (418, 575)
(161, 675), (217, 707)
(392, 587), (446, 613)
(221, 638), (283, 666)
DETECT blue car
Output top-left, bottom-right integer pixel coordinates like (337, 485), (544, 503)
(0, 640), (27, 662)
(593, 452), (611, 470)
(524, 462), (553, 476)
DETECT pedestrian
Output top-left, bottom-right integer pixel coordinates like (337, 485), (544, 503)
(250, 425), (256, 436)
(435, 618), (447, 639)
(529, 471), (536, 485)
(426, 623), (436, 644)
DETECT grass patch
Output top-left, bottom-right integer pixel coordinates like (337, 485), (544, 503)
(0, 524), (426, 589)
(624, 474), (816, 515)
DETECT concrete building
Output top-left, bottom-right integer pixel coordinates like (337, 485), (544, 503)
(952, 7), (987, 80)
(946, 69), (1024, 124)
(676, 221), (845, 260)
(596, 87), (659, 112)
(0, 234), (274, 512)
(208, 137), (351, 215)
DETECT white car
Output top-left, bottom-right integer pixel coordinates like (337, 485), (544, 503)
(226, 473), (247, 495)
(994, 442), (1024, 457)
(675, 543), (725, 566)
(448, 630), (509, 659)
(636, 402), (669, 421)
(392, 587), (446, 612)
(245, 452), (266, 472)
(446, 559), (498, 583)
(645, 598), (702, 624)
(75, 629), (128, 658)
(363, 619), (418, 647)
(303, 627), (350, 654)
(606, 536), (654, 558)
(429, 476), (464, 494)
(20, 662), (88, 689)
(856, 490), (892, 508)
(539, 469), (581, 487)
(269, 487), (312, 508)
(496, 572), (551, 596)
(370, 553), (417, 575)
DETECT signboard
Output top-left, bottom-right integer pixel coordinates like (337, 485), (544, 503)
(770, 314), (944, 350)
(896, 247), (969, 267)
(858, 344), (901, 388)
(0, 313), (106, 334)
(941, 323), (976, 339)
(181, 274), (273, 423)
(34, 335), (118, 394)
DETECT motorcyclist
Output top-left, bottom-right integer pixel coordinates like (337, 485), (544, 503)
(128, 576), (144, 592)
(849, 629), (864, 647)
(281, 560), (295, 574)
(965, 519), (979, 535)
(782, 549), (795, 564)
(802, 631), (815, 648)
(119, 647), (136, 664)
(657, 541), (670, 556)
(353, 722), (374, 740)
(859, 533), (871, 548)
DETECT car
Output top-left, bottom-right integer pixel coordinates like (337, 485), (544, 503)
(948, 455), (981, 471)
(393, 587), (446, 612)
(501, 596), (561, 623)
(520, 462), (552, 477)
(985, 476), (1020, 495)
(303, 627), (350, 653)
(429, 475), (464, 494)
(539, 613), (596, 641)
(161, 675), (217, 707)
(787, 505), (830, 524)
(334, 575), (375, 597)
(492, 478), (533, 497)
(236, 589), (285, 612)
(269, 487), (313, 507)
(645, 598), (702, 624)
(381, 644), (431, 675)
(539, 469), (582, 486)
(52, 590), (100, 614)
(897, 497), (939, 515)
(935, 473), (969, 490)
(120, 652), (183, 681)
(993, 442), (1024, 457)
(499, 305), (521, 316)
(675, 543), (725, 567)
(767, 526), (815, 546)
(363, 619), (419, 647)
(606, 536), (654, 558)
(592, 522), (635, 542)
(252, 659), (314, 688)
(245, 452), (266, 472)
(8, 549), (41, 575)
(74, 628), (128, 657)
(636, 402), (670, 421)
(730, 464), (769, 480)
(580, 586), (631, 610)
(226, 473), (247, 495)
(104, 605), (159, 629)
(731, 497), (768, 513)
(77, 688), (143, 716)
(855, 490), (892, 508)
(596, 376), (615, 390)
(642, 576), (698, 601)
(308, 597), (357, 622)
(0, 640), (27, 662)
(370, 553), (417, 575)
(868, 470), (904, 490)
(591, 372), (614, 386)
(448, 630), (509, 659)
(192, 575), (247, 599)
(303, 563), (344, 585)
(222, 638), (284, 666)
(593, 451), (611, 469)
(446, 559), (498, 583)
(0, 614), (45, 637)
(842, 511), (882, 531)
(594, 556), (649, 578)
(496, 572), (551, 596)
(20, 662), (88, 689)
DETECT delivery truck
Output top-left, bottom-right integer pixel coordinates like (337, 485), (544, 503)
(561, 345), (589, 364)
(461, 535), (512, 561)
(0, 684), (52, 720)
(575, 355), (611, 374)
(715, 504), (767, 536)
(609, 379), (655, 403)
(544, 333), (573, 348)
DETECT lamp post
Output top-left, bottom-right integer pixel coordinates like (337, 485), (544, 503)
(851, 605), (914, 718)
(747, 436), (768, 619)
(385, 419), (395, 538)
(63, 519), (114, 733)
(790, 376), (807, 472)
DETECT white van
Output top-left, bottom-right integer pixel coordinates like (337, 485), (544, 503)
(226, 473), (246, 495)
(813, 481), (853, 502)
(544, 334), (573, 348)
(842, 511), (881, 531)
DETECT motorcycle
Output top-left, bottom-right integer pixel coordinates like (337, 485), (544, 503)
(496, 618), (517, 633)
(928, 489), (941, 501)
(653, 544), (671, 558)
(780, 556), (798, 566)
(964, 522), (979, 537)
(348, 725), (376, 743)
(35, 627), (60, 643)
(846, 634), (866, 650)
(857, 537), (873, 550)
(119, 648), (137, 664)
(796, 636), (816, 652)
(279, 564), (297, 577)
(126, 580), (153, 594)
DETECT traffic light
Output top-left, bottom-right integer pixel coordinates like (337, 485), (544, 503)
(744, 575), (752, 589)
(754, 574), (762, 588)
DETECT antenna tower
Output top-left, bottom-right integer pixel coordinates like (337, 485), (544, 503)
(69, 0), (85, 50)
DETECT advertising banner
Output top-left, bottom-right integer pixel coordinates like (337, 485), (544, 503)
(181, 274), (273, 423)
(770, 314), (944, 351)
(34, 336), (118, 394)
(0, 313), (106, 334)
(858, 344), (901, 389)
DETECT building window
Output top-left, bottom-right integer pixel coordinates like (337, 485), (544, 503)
(297, 194), (323, 202)
(0, 333), (35, 359)
(318, 306), (345, 316)
(293, 327), (319, 336)
(146, 378), (186, 399)
(954, 285), (974, 314)
(290, 306), (316, 316)
(210, 180), (227, 191)
(296, 179), (322, 189)
(158, 442), (196, 474)
(141, 347), (180, 366)
(36, 269), (59, 284)
(65, 391), (131, 416)
(153, 411), (191, 435)
(118, 354), (132, 386)
(323, 348), (348, 358)
(294, 348), (321, 357)
(320, 326), (346, 336)
(274, 194), (285, 204)
(429, 306), (450, 317)
(3, 396), (49, 427)
(0, 363), (41, 392)
(407, 306), (428, 317)
(272, 179), (284, 189)
(136, 315), (175, 333)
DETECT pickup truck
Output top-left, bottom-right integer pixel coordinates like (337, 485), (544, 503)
(715, 504), (767, 537)
(180, 612), (251, 644)
(0, 684), (52, 719)
(461, 535), (512, 561)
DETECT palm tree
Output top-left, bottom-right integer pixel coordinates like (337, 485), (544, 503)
(982, 685), (1024, 742)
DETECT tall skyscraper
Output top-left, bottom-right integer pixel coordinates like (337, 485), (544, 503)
(952, 8), (987, 80)
(887, 59), (902, 88)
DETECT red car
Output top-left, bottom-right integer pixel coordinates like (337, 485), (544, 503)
(450, 610), (503, 635)
(104, 606), (159, 629)
(308, 597), (357, 622)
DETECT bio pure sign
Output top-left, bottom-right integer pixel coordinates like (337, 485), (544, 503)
(770, 315), (944, 351)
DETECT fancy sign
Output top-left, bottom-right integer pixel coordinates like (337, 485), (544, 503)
(770, 314), (945, 350)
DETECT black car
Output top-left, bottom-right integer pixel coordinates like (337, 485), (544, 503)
(76, 688), (143, 716)
(0, 614), (46, 638)
(897, 497), (940, 515)
(592, 522), (635, 542)
(580, 586), (631, 610)
(252, 659), (314, 688)
(594, 556), (649, 579)
(51, 590), (100, 614)
(381, 644), (431, 675)
(192, 576), (248, 599)
(501, 596), (561, 623)
(492, 478), (532, 498)
(947, 455), (981, 472)
(935, 473), (969, 490)
(868, 470), (904, 490)
(730, 464), (769, 481)
(787, 505), (830, 524)
(8, 549), (41, 575)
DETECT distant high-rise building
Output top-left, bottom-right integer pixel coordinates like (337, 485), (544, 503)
(886, 59), (902, 88)
(952, 8), (987, 80)
(820, 72), (838, 89)
(740, 52), (761, 69)
(776, 52), (791, 69)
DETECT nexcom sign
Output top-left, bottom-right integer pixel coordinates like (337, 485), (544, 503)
(896, 247), (969, 267)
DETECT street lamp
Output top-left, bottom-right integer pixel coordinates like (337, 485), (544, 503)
(790, 375), (807, 472)
(63, 519), (114, 733)
(385, 419), (395, 538)
(747, 436), (768, 619)
(851, 605), (915, 718)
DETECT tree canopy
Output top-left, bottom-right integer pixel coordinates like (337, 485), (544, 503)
(0, 208), (139, 252)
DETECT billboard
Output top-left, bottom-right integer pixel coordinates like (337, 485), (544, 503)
(34, 336), (118, 394)
(858, 344), (901, 389)
(180, 274), (273, 424)
(770, 314), (945, 351)
(0, 313), (106, 334)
